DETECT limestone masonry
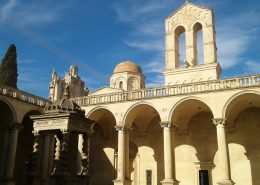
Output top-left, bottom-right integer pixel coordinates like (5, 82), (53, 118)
(0, 2), (260, 185)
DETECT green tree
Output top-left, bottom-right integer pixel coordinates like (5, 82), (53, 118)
(0, 44), (18, 88)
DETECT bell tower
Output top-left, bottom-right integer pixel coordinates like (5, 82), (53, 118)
(163, 2), (221, 85)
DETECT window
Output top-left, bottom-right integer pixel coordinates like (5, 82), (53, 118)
(146, 170), (152, 185)
(199, 170), (209, 185)
(119, 81), (123, 89)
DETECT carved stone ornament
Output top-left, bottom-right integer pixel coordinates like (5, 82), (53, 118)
(160, 121), (178, 129)
(212, 118), (226, 126)
(114, 125), (132, 132)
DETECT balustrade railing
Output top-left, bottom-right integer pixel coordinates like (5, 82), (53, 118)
(0, 84), (51, 107)
(72, 75), (260, 106)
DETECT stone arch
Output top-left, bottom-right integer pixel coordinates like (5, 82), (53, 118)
(193, 22), (204, 65)
(173, 25), (186, 68)
(226, 106), (260, 185)
(87, 106), (117, 185)
(87, 106), (117, 138)
(191, 20), (206, 30)
(14, 110), (41, 185)
(124, 102), (163, 184)
(127, 77), (139, 91)
(169, 96), (214, 127)
(223, 90), (260, 127)
(114, 76), (127, 89)
(123, 102), (161, 128)
(172, 97), (217, 184)
(0, 98), (17, 125)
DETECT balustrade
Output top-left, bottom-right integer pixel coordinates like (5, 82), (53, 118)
(71, 74), (260, 106)
(0, 84), (50, 106)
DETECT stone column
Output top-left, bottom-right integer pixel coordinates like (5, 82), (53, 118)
(78, 133), (91, 185)
(160, 122), (178, 185)
(52, 131), (71, 185)
(125, 128), (130, 180)
(41, 133), (51, 185)
(213, 118), (234, 185)
(114, 126), (130, 185)
(4, 124), (20, 185)
(78, 134), (89, 175)
(53, 131), (70, 176)
(25, 131), (41, 185)
(0, 127), (9, 180)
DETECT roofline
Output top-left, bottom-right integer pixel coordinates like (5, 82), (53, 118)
(166, 2), (213, 20)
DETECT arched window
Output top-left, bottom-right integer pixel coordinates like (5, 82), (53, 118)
(193, 22), (203, 65)
(174, 26), (186, 68)
(119, 81), (123, 89)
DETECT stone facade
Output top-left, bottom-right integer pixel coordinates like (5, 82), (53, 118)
(0, 2), (260, 185)
(49, 66), (89, 101)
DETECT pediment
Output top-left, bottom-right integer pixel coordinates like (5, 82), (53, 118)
(166, 2), (212, 34)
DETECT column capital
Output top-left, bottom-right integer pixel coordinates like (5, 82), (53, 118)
(160, 121), (177, 129)
(212, 118), (227, 126)
(32, 130), (39, 136)
(8, 123), (22, 131)
(114, 125), (132, 132)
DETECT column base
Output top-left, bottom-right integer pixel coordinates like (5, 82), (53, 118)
(161, 178), (179, 185)
(217, 179), (235, 185)
(113, 178), (131, 185)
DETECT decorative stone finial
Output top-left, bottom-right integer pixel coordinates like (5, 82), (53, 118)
(63, 84), (70, 99)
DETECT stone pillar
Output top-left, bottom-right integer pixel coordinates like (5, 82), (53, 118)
(213, 119), (234, 185)
(1, 124), (20, 185)
(41, 133), (51, 185)
(185, 30), (196, 66)
(78, 134), (87, 175)
(25, 131), (41, 185)
(52, 134), (62, 175)
(160, 122), (178, 185)
(114, 126), (131, 185)
(52, 131), (71, 185)
(0, 127), (9, 180)
(78, 133), (90, 185)
(125, 129), (130, 180)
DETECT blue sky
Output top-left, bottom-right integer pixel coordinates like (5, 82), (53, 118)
(0, 0), (259, 98)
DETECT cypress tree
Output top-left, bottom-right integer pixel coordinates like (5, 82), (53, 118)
(0, 44), (18, 88)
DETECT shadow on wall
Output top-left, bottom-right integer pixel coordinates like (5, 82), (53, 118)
(175, 112), (217, 185)
(229, 108), (260, 185)
(129, 116), (164, 185)
(89, 124), (117, 185)
(14, 110), (41, 185)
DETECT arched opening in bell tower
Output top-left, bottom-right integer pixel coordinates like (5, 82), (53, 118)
(174, 26), (186, 68)
(193, 22), (204, 65)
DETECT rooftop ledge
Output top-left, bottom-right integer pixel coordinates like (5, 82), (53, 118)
(71, 74), (260, 106)
(0, 84), (51, 107)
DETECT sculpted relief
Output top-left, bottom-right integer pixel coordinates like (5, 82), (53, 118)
(166, 4), (210, 34)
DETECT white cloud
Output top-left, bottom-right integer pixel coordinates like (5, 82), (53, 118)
(0, 0), (17, 22)
(0, 0), (71, 27)
(125, 39), (164, 52)
(114, 0), (175, 22)
(216, 10), (260, 69)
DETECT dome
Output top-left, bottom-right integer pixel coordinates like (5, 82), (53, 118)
(113, 61), (142, 74)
